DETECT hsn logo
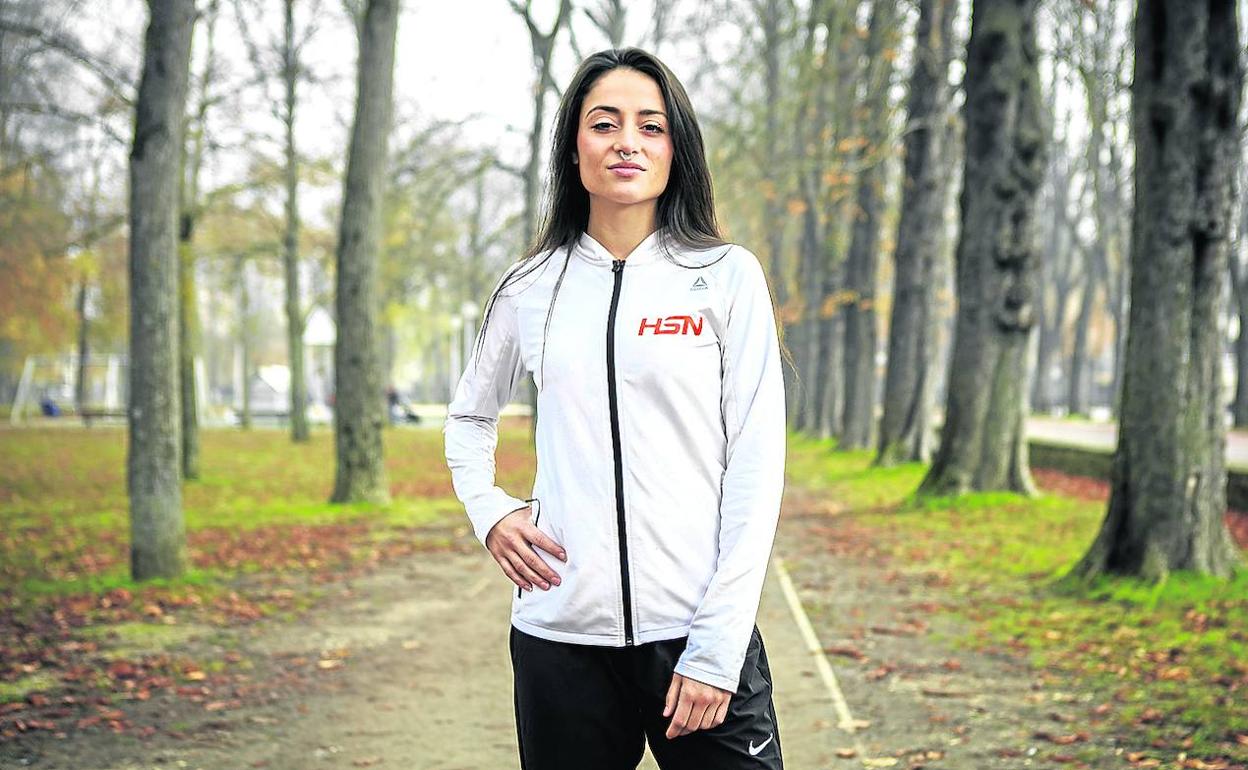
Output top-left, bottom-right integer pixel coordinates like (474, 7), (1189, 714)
(637, 315), (704, 336)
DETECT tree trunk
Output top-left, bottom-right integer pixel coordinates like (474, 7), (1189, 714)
(1232, 161), (1248, 427)
(876, 0), (956, 465)
(511, 0), (571, 445)
(75, 276), (91, 425)
(1066, 0), (1244, 582)
(127, 0), (195, 581)
(283, 0), (310, 442)
(760, 0), (789, 314)
(813, 0), (865, 439)
(331, 0), (399, 505)
(1034, 121), (1072, 415)
(236, 253), (252, 430)
(789, 0), (833, 432)
(1067, 270), (1093, 415)
(839, 0), (899, 450)
(917, 0), (1045, 497)
(178, 0), (218, 481)
(178, 213), (201, 478)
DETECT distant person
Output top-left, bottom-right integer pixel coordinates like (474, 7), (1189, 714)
(386, 384), (400, 425)
(443, 47), (787, 769)
(39, 395), (61, 417)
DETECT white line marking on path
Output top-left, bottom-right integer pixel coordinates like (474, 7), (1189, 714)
(772, 555), (868, 759)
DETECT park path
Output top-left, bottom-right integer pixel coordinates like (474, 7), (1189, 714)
(3, 487), (1135, 769)
(3, 512), (838, 769)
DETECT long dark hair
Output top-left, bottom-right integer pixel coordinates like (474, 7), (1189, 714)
(470, 46), (795, 392)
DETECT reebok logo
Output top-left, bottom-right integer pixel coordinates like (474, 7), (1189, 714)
(690, 275), (708, 290)
(748, 732), (774, 756)
(637, 315), (704, 336)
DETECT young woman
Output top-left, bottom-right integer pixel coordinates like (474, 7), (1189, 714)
(444, 46), (788, 770)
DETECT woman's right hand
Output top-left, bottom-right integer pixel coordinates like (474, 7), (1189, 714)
(485, 506), (567, 592)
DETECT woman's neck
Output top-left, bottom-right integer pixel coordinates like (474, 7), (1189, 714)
(585, 203), (659, 261)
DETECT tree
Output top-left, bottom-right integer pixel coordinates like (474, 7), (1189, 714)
(917, 0), (1045, 496)
(1066, 0), (1244, 583)
(806, 0), (867, 438)
(233, 0), (326, 443)
(331, 0), (399, 504)
(839, 0), (900, 450)
(128, 0), (197, 580)
(876, 0), (957, 466)
(179, 0), (221, 479)
(499, 0), (572, 442)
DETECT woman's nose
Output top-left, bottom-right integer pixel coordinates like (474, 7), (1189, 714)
(616, 125), (641, 152)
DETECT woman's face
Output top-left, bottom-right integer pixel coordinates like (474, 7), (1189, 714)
(575, 67), (673, 212)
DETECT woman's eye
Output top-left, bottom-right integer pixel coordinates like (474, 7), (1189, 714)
(643, 125), (664, 134)
(592, 122), (615, 131)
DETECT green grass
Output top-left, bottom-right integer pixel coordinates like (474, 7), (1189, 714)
(786, 431), (1248, 764)
(0, 421), (536, 706)
(0, 420), (536, 598)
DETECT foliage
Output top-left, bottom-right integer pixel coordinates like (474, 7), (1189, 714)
(787, 434), (1248, 765)
(0, 165), (76, 370)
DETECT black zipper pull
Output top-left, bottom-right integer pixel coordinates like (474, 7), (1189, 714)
(612, 258), (625, 273)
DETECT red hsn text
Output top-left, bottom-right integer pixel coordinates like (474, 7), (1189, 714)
(637, 315), (704, 336)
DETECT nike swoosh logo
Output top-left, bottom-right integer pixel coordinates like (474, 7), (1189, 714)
(748, 732), (773, 756)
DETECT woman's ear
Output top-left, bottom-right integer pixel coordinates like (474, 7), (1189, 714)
(572, 152), (578, 164)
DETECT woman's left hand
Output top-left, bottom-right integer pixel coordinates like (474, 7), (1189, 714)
(662, 672), (731, 738)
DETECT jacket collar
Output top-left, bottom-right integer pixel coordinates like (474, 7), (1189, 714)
(573, 226), (668, 267)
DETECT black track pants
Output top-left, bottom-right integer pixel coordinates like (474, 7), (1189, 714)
(509, 623), (783, 769)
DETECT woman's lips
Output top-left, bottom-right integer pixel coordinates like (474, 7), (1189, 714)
(610, 166), (642, 178)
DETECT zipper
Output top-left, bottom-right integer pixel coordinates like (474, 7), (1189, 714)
(607, 257), (635, 646)
(517, 497), (541, 599)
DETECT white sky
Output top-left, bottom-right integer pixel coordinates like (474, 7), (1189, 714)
(62, 0), (687, 231)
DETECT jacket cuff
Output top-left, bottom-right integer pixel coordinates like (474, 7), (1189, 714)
(672, 659), (741, 695)
(470, 494), (532, 547)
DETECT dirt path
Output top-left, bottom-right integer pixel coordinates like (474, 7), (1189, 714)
(3, 488), (1132, 769)
(774, 489), (1145, 769)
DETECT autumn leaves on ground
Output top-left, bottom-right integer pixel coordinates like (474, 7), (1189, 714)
(2, 422), (1247, 769)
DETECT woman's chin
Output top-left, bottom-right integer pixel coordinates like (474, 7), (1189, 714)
(588, 190), (662, 208)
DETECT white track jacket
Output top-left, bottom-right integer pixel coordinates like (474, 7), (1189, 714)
(443, 227), (786, 694)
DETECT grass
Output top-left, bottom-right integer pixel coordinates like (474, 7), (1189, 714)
(0, 419), (541, 711)
(0, 419), (538, 600)
(785, 430), (1248, 765)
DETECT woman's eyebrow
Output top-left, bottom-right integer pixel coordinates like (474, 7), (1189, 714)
(585, 105), (667, 119)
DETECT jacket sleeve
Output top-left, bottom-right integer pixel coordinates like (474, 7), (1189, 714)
(442, 267), (533, 548)
(672, 246), (787, 694)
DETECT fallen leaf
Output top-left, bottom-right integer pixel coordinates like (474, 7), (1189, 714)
(1032, 730), (1090, 745)
(823, 644), (868, 661)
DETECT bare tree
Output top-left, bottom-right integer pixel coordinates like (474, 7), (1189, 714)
(128, 0), (197, 580)
(232, 0), (326, 443)
(876, 0), (957, 465)
(813, 0), (868, 438)
(178, 0), (221, 479)
(1066, 0), (1244, 582)
(501, 0), (572, 251)
(787, 0), (834, 431)
(331, 0), (400, 504)
(583, 0), (626, 47)
(839, 0), (901, 450)
(917, 0), (1045, 496)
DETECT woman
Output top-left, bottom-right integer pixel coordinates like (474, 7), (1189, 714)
(443, 46), (788, 770)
